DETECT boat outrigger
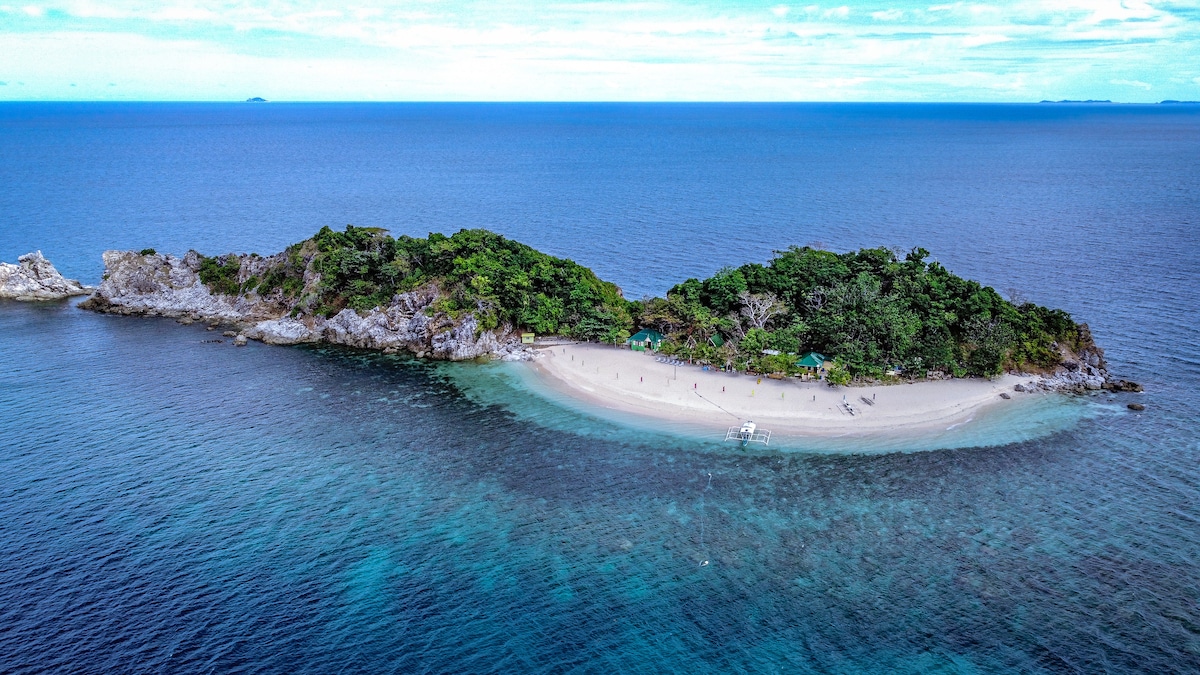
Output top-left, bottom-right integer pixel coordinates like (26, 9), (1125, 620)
(725, 420), (771, 447)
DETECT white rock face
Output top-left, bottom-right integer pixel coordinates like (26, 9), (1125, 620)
(80, 250), (267, 321)
(81, 249), (537, 362)
(0, 251), (90, 301)
(245, 317), (317, 345)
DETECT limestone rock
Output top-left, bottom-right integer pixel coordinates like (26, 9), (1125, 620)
(245, 317), (318, 345)
(80, 248), (536, 362)
(0, 251), (91, 301)
(234, 334), (248, 346)
(78, 250), (268, 321)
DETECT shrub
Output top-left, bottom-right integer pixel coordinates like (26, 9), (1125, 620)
(198, 255), (242, 296)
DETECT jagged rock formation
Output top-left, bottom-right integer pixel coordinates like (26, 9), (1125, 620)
(0, 251), (91, 301)
(80, 249), (535, 361)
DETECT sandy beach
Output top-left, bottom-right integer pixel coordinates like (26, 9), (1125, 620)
(526, 342), (1023, 439)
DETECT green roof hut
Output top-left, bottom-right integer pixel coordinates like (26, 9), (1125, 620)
(627, 328), (665, 352)
(796, 351), (827, 371)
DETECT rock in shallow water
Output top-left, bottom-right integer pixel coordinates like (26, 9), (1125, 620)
(0, 251), (90, 301)
(1127, 403), (1146, 411)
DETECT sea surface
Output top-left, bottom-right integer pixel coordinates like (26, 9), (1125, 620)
(2, 103), (1198, 673)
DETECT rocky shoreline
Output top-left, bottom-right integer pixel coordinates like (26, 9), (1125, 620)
(0, 251), (91, 301)
(1006, 326), (1143, 396)
(77, 249), (538, 361)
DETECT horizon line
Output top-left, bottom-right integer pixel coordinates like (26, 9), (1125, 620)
(2, 99), (1197, 105)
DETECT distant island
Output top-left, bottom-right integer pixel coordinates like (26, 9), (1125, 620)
(1039, 100), (1113, 104)
(69, 226), (1136, 394)
(245, 97), (268, 103)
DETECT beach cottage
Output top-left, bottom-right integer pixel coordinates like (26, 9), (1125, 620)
(796, 351), (827, 373)
(627, 328), (665, 352)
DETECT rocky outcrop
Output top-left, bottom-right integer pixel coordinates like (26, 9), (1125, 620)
(1008, 328), (1141, 395)
(1102, 379), (1144, 393)
(79, 250), (260, 320)
(79, 249), (536, 361)
(0, 251), (91, 300)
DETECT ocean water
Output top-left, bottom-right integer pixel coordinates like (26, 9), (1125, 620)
(2, 104), (1199, 673)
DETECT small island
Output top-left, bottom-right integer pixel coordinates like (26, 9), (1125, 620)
(62, 225), (1139, 436)
(0, 251), (91, 300)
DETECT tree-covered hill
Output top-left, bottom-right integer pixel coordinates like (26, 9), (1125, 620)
(194, 227), (1092, 380)
(639, 246), (1093, 381)
(200, 225), (636, 342)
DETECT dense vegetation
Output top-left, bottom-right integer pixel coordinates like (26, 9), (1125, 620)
(641, 246), (1086, 379)
(200, 227), (1085, 380)
(240, 226), (635, 342)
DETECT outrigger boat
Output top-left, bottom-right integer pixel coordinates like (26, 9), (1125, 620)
(725, 420), (771, 447)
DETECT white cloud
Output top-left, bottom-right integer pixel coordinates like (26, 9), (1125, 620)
(961, 33), (1010, 47)
(22, 4), (43, 16)
(0, 0), (1195, 101)
(1110, 78), (1152, 90)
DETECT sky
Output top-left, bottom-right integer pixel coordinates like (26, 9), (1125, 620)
(1, 1), (1198, 101)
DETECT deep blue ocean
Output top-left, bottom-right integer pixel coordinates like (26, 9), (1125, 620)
(2, 103), (1198, 673)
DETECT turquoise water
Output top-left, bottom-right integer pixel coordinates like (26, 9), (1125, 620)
(2, 104), (1199, 672)
(3, 301), (1196, 673)
(444, 359), (1110, 455)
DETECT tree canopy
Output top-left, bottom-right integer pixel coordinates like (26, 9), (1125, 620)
(200, 228), (1086, 380)
(635, 245), (1085, 379)
(245, 225), (636, 342)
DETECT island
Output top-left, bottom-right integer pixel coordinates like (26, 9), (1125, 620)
(56, 225), (1140, 433)
(0, 251), (91, 300)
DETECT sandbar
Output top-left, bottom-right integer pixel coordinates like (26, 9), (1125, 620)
(525, 342), (1023, 440)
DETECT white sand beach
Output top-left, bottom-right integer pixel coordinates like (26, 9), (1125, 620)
(526, 342), (1023, 439)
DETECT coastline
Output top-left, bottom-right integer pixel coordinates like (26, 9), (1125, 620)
(525, 343), (1027, 441)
